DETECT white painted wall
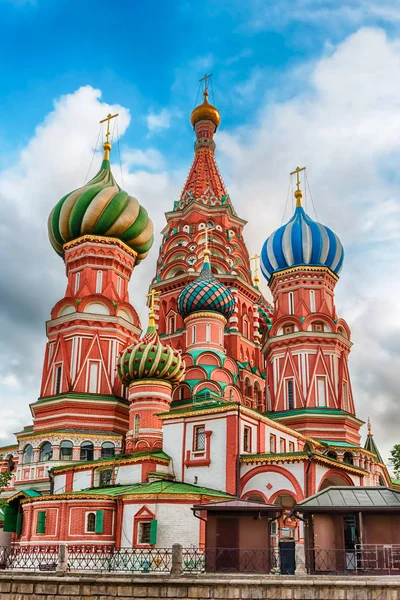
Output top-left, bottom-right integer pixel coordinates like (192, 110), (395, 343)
(163, 422), (184, 481)
(73, 470), (92, 491)
(183, 417), (227, 491)
(53, 473), (66, 494)
(115, 464), (142, 485)
(242, 470), (296, 501)
(121, 502), (199, 548)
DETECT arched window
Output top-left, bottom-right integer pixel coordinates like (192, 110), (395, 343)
(286, 379), (294, 410)
(96, 270), (103, 293)
(288, 292), (294, 315)
(134, 415), (140, 439)
(327, 450), (338, 460)
(74, 272), (80, 294)
(192, 325), (196, 344)
(100, 470), (112, 487)
(169, 315), (176, 334)
(343, 452), (354, 465)
(254, 382), (262, 408)
(101, 442), (115, 459)
(244, 377), (252, 398)
(7, 455), (15, 472)
(206, 323), (211, 342)
(80, 442), (94, 461)
(60, 440), (73, 460)
(23, 444), (33, 464)
(243, 316), (249, 339)
(379, 475), (385, 486)
(310, 290), (316, 313)
(39, 442), (52, 462)
(117, 276), (122, 296)
(86, 512), (96, 533)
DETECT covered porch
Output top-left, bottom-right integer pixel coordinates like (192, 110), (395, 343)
(295, 486), (400, 575)
(192, 498), (282, 573)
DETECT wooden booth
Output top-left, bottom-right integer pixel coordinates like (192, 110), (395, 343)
(192, 498), (281, 573)
(295, 486), (400, 575)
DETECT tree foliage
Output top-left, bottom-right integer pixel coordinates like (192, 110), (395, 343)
(0, 471), (12, 509)
(389, 444), (400, 479)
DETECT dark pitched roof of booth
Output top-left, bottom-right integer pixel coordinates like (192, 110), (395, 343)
(192, 498), (281, 512)
(295, 486), (400, 512)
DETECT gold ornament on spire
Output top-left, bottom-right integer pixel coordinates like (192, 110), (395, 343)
(203, 226), (215, 262)
(146, 288), (161, 328)
(250, 253), (260, 288)
(100, 112), (119, 161)
(191, 74), (221, 129)
(367, 416), (372, 435)
(290, 166), (306, 207)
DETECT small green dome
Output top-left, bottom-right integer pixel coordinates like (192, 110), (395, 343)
(117, 323), (185, 386)
(48, 157), (154, 262)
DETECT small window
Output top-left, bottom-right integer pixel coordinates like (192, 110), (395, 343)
(74, 272), (80, 294)
(310, 290), (316, 313)
(60, 440), (73, 460)
(317, 377), (326, 407)
(86, 512), (96, 533)
(117, 276), (122, 296)
(23, 444), (33, 464)
(288, 441), (295, 452)
(270, 434), (276, 454)
(243, 318), (249, 339)
(36, 511), (46, 534)
(134, 415), (140, 438)
(343, 452), (354, 465)
(288, 292), (294, 315)
(101, 442), (115, 458)
(280, 439), (286, 453)
(243, 426), (251, 453)
(286, 379), (294, 410)
(54, 365), (62, 395)
(194, 426), (206, 451)
(219, 327), (222, 346)
(80, 442), (94, 461)
(96, 270), (103, 293)
(206, 323), (211, 343)
(169, 315), (176, 334)
(138, 521), (151, 544)
(39, 442), (52, 462)
(99, 470), (112, 487)
(192, 325), (196, 344)
(88, 361), (100, 394)
(327, 451), (338, 460)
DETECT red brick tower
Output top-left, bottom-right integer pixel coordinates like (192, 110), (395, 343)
(150, 85), (273, 409)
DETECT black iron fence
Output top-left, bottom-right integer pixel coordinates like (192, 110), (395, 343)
(309, 545), (400, 575)
(1, 544), (400, 574)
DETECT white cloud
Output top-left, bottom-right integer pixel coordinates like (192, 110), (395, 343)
(216, 27), (400, 462)
(146, 108), (171, 133)
(123, 148), (165, 170)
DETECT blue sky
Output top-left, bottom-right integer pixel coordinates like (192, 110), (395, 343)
(1, 0), (400, 460)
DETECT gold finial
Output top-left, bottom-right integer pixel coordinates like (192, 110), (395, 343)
(290, 166), (306, 207)
(367, 417), (372, 435)
(146, 288), (161, 328)
(250, 253), (260, 288)
(203, 226), (215, 262)
(200, 73), (213, 91)
(99, 112), (119, 161)
(191, 74), (220, 128)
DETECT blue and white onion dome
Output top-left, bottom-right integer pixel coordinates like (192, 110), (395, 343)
(261, 189), (344, 282)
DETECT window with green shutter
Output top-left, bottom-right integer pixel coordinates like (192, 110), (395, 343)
(149, 519), (157, 545)
(3, 504), (18, 532)
(16, 512), (23, 535)
(37, 511), (46, 534)
(95, 510), (104, 533)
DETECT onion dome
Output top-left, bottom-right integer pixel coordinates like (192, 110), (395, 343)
(48, 131), (154, 263)
(117, 312), (185, 386)
(261, 186), (344, 282)
(177, 251), (234, 320)
(191, 89), (221, 129)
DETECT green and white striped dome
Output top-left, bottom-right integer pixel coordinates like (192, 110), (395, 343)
(48, 157), (154, 262)
(117, 323), (185, 386)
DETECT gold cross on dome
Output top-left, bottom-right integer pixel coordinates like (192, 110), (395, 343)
(146, 288), (161, 314)
(199, 73), (213, 91)
(100, 112), (119, 144)
(290, 166), (306, 192)
(250, 253), (260, 287)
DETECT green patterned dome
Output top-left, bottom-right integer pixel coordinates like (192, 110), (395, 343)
(48, 155), (154, 262)
(117, 322), (185, 386)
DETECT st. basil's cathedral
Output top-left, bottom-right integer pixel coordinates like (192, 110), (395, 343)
(0, 85), (392, 551)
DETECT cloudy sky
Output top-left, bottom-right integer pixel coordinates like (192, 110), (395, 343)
(1, 0), (399, 465)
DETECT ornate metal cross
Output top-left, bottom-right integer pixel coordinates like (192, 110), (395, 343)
(100, 112), (119, 144)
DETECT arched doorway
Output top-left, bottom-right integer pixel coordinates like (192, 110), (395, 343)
(319, 471), (354, 491)
(272, 493), (298, 545)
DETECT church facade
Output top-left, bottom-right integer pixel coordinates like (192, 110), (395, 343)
(0, 90), (392, 550)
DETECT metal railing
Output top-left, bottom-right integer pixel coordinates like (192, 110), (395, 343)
(67, 546), (172, 572)
(309, 545), (400, 575)
(182, 547), (280, 574)
(0, 545), (59, 571)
